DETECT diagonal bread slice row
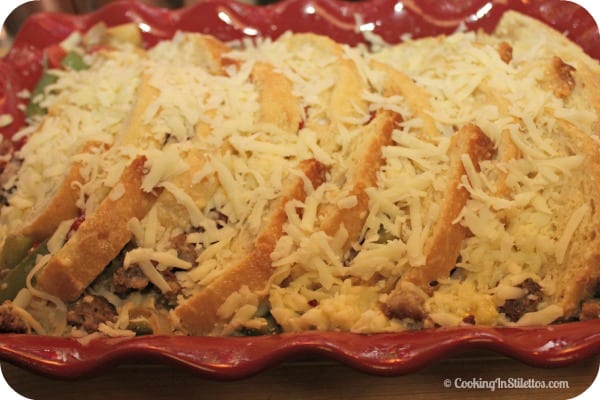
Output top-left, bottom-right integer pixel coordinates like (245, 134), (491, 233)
(18, 141), (108, 242)
(154, 48), (302, 232)
(318, 109), (400, 252)
(251, 62), (303, 133)
(35, 156), (162, 302)
(493, 10), (600, 75)
(370, 60), (440, 140)
(284, 33), (367, 123)
(541, 120), (600, 319)
(3, 47), (153, 248)
(149, 37), (233, 231)
(475, 80), (522, 198)
(386, 124), (495, 318)
(280, 34), (369, 151)
(493, 10), (600, 135)
(118, 33), (231, 149)
(155, 57), (306, 296)
(116, 71), (161, 148)
(174, 158), (327, 335)
(31, 32), (235, 311)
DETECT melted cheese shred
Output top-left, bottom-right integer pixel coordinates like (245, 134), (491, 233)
(1, 12), (599, 337)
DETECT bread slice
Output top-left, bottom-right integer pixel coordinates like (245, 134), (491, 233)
(19, 141), (108, 241)
(251, 62), (303, 133)
(386, 124), (495, 318)
(280, 33), (369, 152)
(370, 60), (439, 139)
(543, 121), (600, 318)
(36, 156), (161, 302)
(154, 49), (303, 233)
(319, 109), (400, 252)
(150, 36), (233, 232)
(116, 72), (161, 148)
(494, 10), (600, 74)
(493, 10), (600, 134)
(174, 158), (327, 335)
(486, 11), (600, 321)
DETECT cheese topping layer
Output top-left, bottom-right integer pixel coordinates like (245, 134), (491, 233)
(0, 12), (599, 337)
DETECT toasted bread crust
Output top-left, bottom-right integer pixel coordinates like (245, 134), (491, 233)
(371, 60), (439, 139)
(319, 109), (400, 251)
(20, 141), (108, 241)
(36, 157), (161, 302)
(117, 72), (161, 148)
(552, 121), (600, 317)
(408, 124), (494, 290)
(175, 158), (327, 335)
(251, 62), (302, 133)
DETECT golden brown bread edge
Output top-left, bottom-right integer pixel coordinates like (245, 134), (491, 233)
(385, 124), (495, 320)
(174, 158), (328, 335)
(19, 141), (108, 242)
(36, 156), (161, 302)
(318, 109), (401, 252)
(495, 12), (600, 320)
(493, 10), (600, 134)
(550, 121), (600, 319)
(173, 35), (358, 335)
(34, 34), (233, 303)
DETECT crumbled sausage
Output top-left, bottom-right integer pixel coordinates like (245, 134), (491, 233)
(579, 299), (600, 320)
(0, 301), (28, 333)
(67, 295), (117, 332)
(112, 260), (181, 308)
(170, 233), (198, 265)
(497, 41), (513, 64)
(499, 278), (543, 322)
(156, 269), (182, 308)
(385, 289), (426, 321)
(113, 264), (149, 295)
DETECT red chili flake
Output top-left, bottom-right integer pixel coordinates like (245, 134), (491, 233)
(364, 110), (376, 125)
(67, 213), (86, 238)
(298, 106), (310, 131)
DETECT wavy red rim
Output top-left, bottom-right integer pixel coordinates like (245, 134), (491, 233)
(0, 0), (599, 379)
(1, 320), (600, 380)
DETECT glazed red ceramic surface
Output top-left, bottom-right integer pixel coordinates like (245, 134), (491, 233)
(0, 0), (599, 379)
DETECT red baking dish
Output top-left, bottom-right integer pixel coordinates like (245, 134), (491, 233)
(0, 0), (599, 380)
